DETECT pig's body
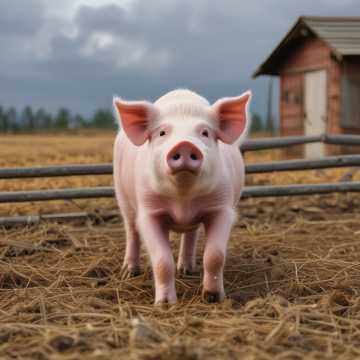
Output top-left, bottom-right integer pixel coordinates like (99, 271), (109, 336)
(113, 133), (244, 231)
(113, 89), (251, 304)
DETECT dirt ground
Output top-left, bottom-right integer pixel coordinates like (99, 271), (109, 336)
(1, 132), (360, 359)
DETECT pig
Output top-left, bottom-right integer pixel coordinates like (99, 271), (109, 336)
(112, 89), (251, 304)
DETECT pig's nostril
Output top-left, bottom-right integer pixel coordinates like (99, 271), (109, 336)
(190, 153), (197, 161)
(173, 153), (181, 161)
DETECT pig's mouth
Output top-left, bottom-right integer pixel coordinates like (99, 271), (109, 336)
(168, 167), (200, 176)
(170, 170), (199, 188)
(167, 155), (203, 188)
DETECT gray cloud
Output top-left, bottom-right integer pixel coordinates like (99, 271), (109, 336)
(0, 0), (44, 34)
(0, 0), (359, 117)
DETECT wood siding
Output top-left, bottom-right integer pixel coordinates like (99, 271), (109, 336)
(339, 57), (360, 153)
(280, 37), (330, 73)
(278, 35), (346, 156)
(341, 57), (360, 129)
(279, 36), (331, 156)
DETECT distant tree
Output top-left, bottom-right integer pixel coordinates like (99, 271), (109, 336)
(6, 107), (18, 132)
(0, 104), (117, 131)
(91, 109), (114, 129)
(73, 114), (87, 128)
(42, 112), (53, 129)
(22, 106), (36, 130)
(35, 108), (48, 129)
(55, 108), (70, 129)
(251, 112), (263, 133)
(0, 105), (9, 131)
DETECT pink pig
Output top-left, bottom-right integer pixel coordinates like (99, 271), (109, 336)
(113, 89), (251, 304)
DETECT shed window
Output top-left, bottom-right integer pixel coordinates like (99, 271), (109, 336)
(341, 78), (360, 129)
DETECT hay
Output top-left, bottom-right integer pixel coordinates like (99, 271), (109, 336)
(0, 194), (360, 359)
(1, 132), (360, 358)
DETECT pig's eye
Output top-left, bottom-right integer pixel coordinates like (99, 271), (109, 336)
(202, 130), (209, 137)
(159, 130), (166, 137)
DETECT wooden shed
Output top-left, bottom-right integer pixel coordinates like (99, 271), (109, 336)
(253, 16), (360, 157)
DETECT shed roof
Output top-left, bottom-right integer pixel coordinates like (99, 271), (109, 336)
(253, 16), (360, 78)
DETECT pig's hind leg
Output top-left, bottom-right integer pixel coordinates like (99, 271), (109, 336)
(177, 229), (198, 275)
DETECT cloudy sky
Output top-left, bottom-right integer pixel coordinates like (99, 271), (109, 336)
(0, 0), (359, 118)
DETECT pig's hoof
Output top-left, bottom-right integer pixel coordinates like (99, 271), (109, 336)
(177, 268), (194, 277)
(120, 265), (141, 280)
(202, 290), (224, 303)
(155, 298), (177, 308)
(177, 264), (197, 277)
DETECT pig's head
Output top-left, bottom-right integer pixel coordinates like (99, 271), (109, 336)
(113, 90), (251, 196)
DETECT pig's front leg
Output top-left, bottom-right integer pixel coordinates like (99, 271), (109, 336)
(202, 208), (235, 303)
(138, 214), (177, 304)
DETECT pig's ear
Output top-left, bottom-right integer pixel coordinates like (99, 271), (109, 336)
(113, 97), (159, 146)
(211, 91), (252, 144)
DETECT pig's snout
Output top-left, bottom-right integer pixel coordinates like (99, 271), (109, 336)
(167, 141), (203, 175)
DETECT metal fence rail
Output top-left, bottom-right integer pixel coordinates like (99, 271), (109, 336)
(0, 133), (360, 226)
(323, 134), (360, 146)
(1, 154), (360, 179)
(1, 182), (360, 203)
(241, 135), (322, 151)
(0, 164), (113, 179)
(246, 154), (360, 173)
(242, 182), (360, 198)
(0, 211), (119, 227)
(0, 187), (114, 203)
(242, 133), (360, 151)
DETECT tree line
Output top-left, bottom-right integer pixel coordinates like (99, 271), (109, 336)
(0, 105), (115, 132)
(0, 104), (269, 133)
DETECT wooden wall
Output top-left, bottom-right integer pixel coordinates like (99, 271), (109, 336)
(278, 35), (344, 156)
(339, 57), (360, 153)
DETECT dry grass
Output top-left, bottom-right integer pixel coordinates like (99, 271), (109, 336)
(1, 132), (360, 359)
